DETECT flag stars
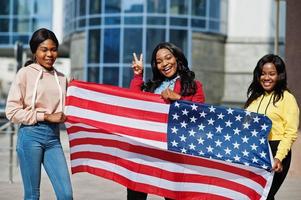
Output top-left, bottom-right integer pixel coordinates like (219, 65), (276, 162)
(253, 116), (260, 123)
(244, 111), (251, 116)
(242, 136), (249, 143)
(227, 108), (234, 114)
(174, 102), (180, 107)
(189, 129), (196, 137)
(260, 151), (267, 158)
(198, 123), (205, 131)
(206, 132), (213, 139)
(180, 134), (187, 142)
(251, 143), (258, 151)
(206, 145), (214, 153)
(198, 151), (205, 156)
(243, 122), (250, 129)
(242, 149), (249, 157)
(215, 139), (222, 147)
(190, 116), (197, 123)
(259, 137), (266, 144)
(189, 143), (196, 150)
(198, 137), (205, 144)
(224, 134), (231, 141)
(233, 128), (241, 135)
(215, 125), (223, 133)
(172, 113), (179, 120)
(171, 140), (178, 147)
(180, 121), (188, 128)
(261, 123), (268, 131)
(224, 147), (231, 155)
(235, 115), (242, 121)
(252, 157), (259, 163)
(182, 109), (189, 116)
(251, 129), (258, 137)
(181, 148), (187, 153)
(232, 141), (240, 149)
(225, 120), (232, 127)
(216, 153), (223, 158)
(217, 113), (225, 119)
(233, 155), (241, 161)
(171, 126), (178, 134)
(199, 111), (207, 118)
(209, 106), (216, 113)
(207, 118), (215, 125)
(191, 104), (198, 110)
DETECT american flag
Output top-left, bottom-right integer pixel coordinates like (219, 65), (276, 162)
(65, 80), (274, 200)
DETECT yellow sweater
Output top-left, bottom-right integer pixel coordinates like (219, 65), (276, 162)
(246, 90), (299, 162)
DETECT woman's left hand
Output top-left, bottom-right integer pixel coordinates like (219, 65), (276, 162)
(161, 88), (181, 101)
(272, 158), (283, 173)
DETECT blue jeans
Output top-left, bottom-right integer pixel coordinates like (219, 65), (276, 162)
(17, 122), (73, 200)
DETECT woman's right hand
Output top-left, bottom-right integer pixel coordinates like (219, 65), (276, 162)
(44, 112), (66, 123)
(132, 53), (143, 75)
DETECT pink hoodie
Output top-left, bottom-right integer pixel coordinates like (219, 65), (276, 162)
(5, 63), (67, 125)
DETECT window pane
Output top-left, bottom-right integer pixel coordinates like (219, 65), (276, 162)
(105, 0), (121, 13)
(88, 29), (100, 63)
(89, 17), (101, 26)
(103, 67), (119, 86)
(87, 67), (100, 83)
(13, 0), (30, 15)
(191, 18), (206, 28)
(145, 66), (152, 82)
(147, 0), (166, 13)
(170, 17), (187, 26)
(105, 16), (121, 25)
(146, 29), (165, 63)
(13, 34), (29, 44)
(34, 0), (51, 16)
(147, 17), (166, 25)
(0, 19), (9, 32)
(123, 0), (143, 13)
(123, 28), (142, 63)
(210, 0), (220, 18)
(79, 0), (86, 16)
(32, 18), (51, 30)
(0, 2), (10, 15)
(13, 18), (30, 32)
(122, 66), (133, 88)
(209, 20), (219, 31)
(170, 0), (188, 15)
(192, 0), (206, 16)
(104, 28), (120, 63)
(170, 30), (187, 56)
(124, 17), (143, 25)
(0, 36), (9, 44)
(90, 0), (101, 14)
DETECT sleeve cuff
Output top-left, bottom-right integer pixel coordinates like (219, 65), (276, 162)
(37, 112), (45, 121)
(275, 153), (285, 162)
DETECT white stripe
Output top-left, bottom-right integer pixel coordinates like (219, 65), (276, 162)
(68, 130), (167, 149)
(72, 158), (250, 200)
(66, 106), (167, 133)
(70, 142), (265, 194)
(67, 86), (170, 114)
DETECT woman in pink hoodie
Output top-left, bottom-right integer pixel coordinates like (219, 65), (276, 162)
(5, 28), (73, 200)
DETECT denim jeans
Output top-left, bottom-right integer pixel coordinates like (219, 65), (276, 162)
(17, 122), (73, 200)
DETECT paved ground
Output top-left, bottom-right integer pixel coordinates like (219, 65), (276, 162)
(0, 128), (300, 200)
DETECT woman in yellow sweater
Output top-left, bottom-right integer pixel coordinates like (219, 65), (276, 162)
(244, 54), (299, 200)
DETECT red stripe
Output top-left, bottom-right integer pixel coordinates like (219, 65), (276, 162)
(67, 116), (167, 142)
(68, 80), (167, 104)
(72, 165), (236, 200)
(66, 96), (168, 123)
(69, 136), (267, 187)
(71, 151), (261, 199)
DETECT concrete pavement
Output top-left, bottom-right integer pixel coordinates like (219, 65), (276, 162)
(0, 130), (300, 200)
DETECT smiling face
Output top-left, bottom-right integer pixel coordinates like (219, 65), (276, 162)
(155, 48), (178, 78)
(35, 39), (58, 69)
(260, 62), (278, 92)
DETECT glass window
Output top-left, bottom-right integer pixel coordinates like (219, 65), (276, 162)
(170, 0), (188, 15)
(144, 66), (152, 82)
(79, 18), (86, 27)
(210, 0), (220, 18)
(0, 19), (9, 32)
(191, 18), (206, 28)
(147, 0), (166, 13)
(0, 2), (10, 15)
(0, 36), (9, 44)
(13, 18), (30, 32)
(122, 66), (133, 88)
(192, 0), (206, 17)
(170, 17), (187, 26)
(123, 0), (143, 13)
(103, 67), (119, 86)
(209, 20), (219, 32)
(33, 0), (51, 17)
(104, 28), (120, 63)
(90, 0), (101, 14)
(105, 0), (121, 13)
(170, 29), (188, 56)
(13, 0), (30, 15)
(123, 28), (142, 63)
(87, 67), (100, 83)
(146, 29), (165, 63)
(124, 17), (143, 25)
(79, 0), (86, 16)
(147, 17), (166, 25)
(105, 16), (121, 25)
(12, 34), (29, 44)
(89, 17), (101, 26)
(32, 18), (51, 30)
(88, 29), (100, 63)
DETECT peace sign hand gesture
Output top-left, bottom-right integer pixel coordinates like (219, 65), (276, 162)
(132, 53), (143, 75)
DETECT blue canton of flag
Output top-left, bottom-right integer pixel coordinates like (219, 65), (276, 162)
(167, 100), (273, 170)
